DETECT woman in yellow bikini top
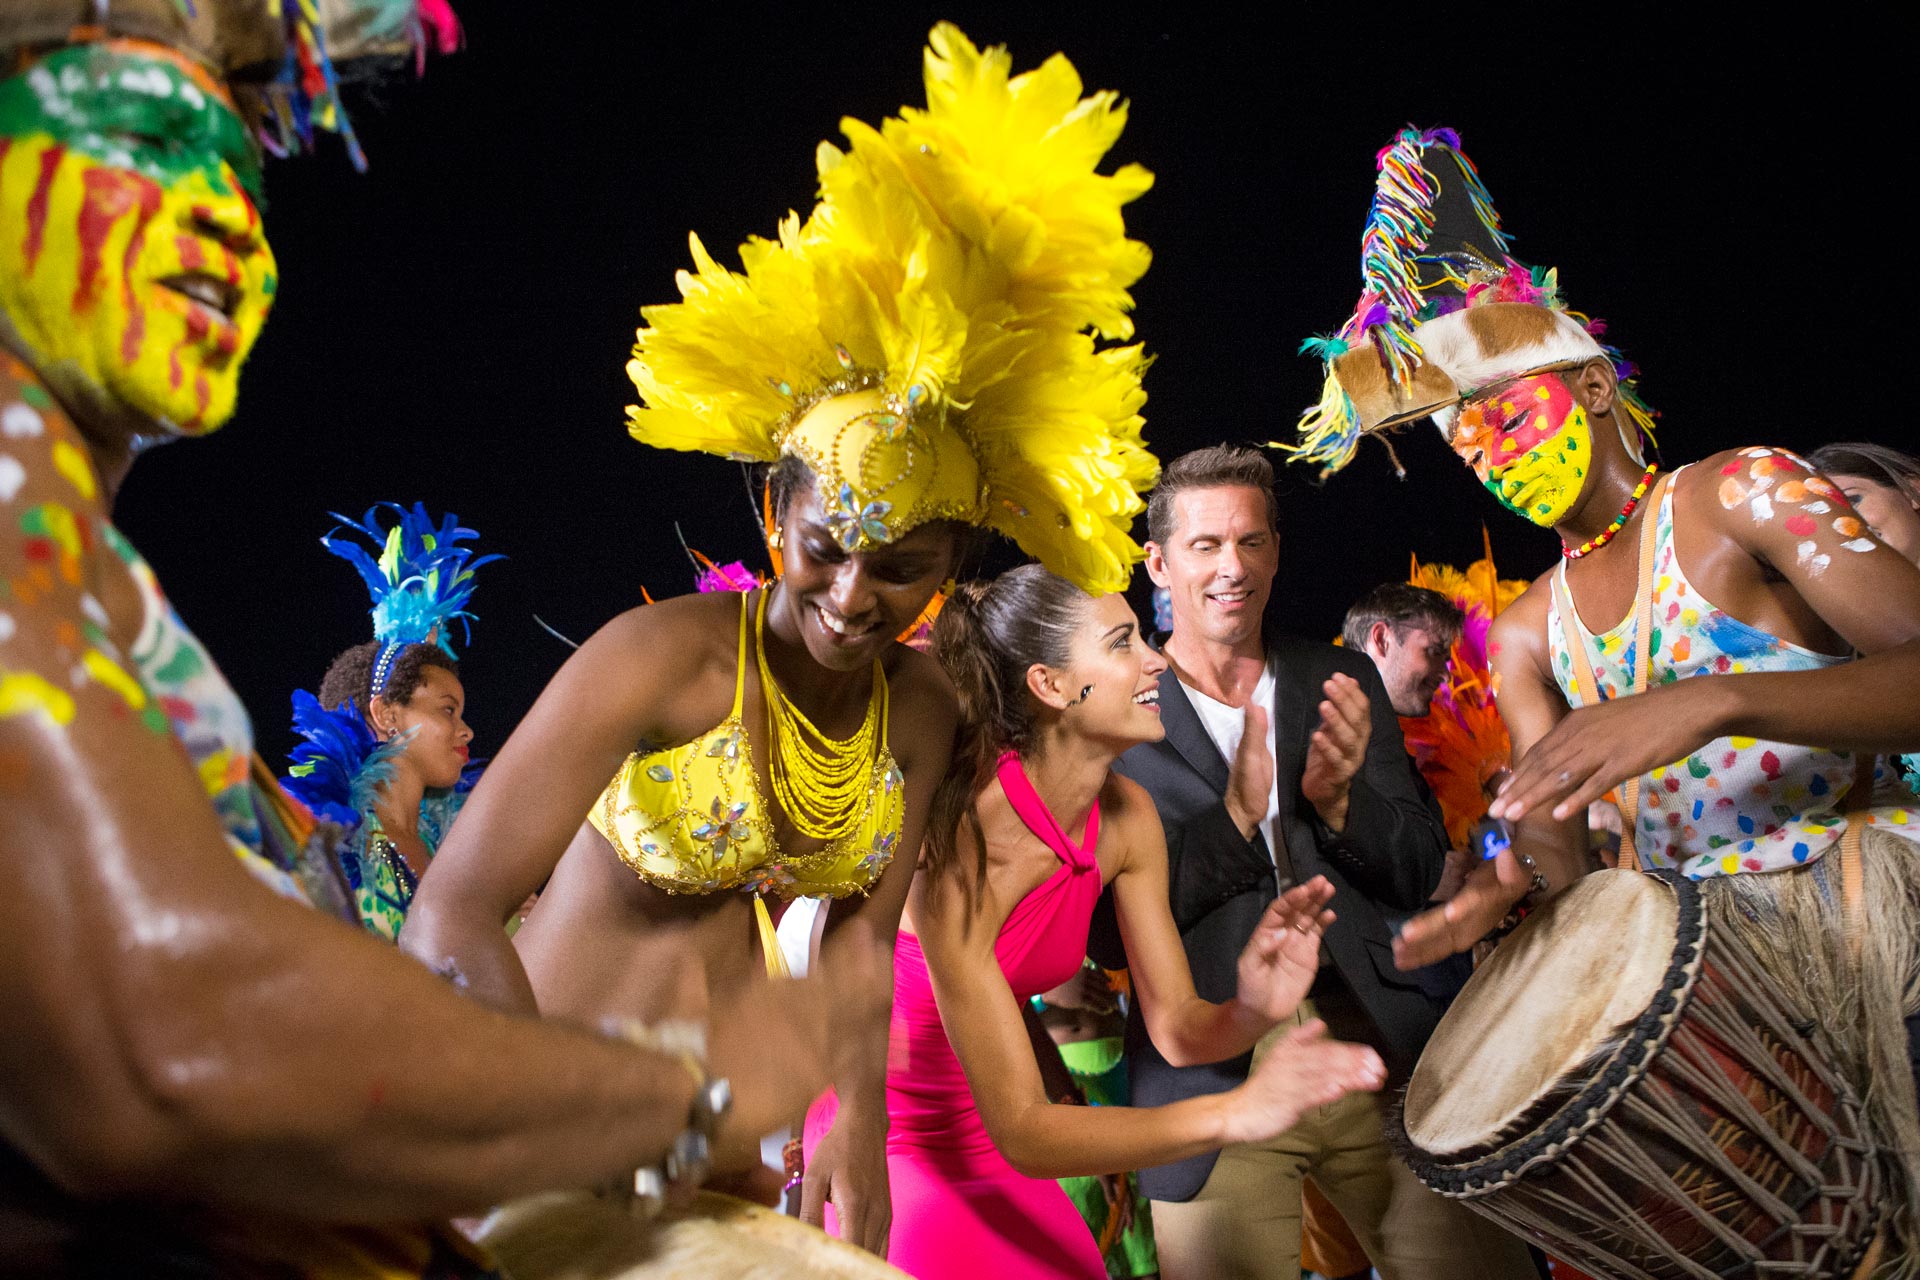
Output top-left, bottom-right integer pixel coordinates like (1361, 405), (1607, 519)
(592, 588), (905, 902)
(399, 25), (1159, 1251)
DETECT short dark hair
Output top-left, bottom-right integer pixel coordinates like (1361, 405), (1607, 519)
(318, 640), (459, 714)
(1146, 445), (1280, 546)
(1806, 442), (1920, 509)
(1341, 583), (1463, 652)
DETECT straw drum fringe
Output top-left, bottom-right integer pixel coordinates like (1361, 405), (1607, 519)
(1704, 830), (1920, 1274)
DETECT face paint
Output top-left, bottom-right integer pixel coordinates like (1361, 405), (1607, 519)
(0, 42), (276, 436)
(1450, 373), (1592, 526)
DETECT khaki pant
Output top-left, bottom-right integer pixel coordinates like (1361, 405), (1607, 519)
(1151, 1004), (1535, 1280)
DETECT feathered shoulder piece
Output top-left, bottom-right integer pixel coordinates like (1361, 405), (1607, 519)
(1284, 125), (1653, 478)
(282, 689), (405, 830)
(323, 501), (500, 656)
(626, 23), (1158, 594)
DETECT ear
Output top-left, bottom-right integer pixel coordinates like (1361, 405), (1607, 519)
(1026, 662), (1074, 713)
(1568, 357), (1617, 418)
(366, 695), (398, 738)
(1367, 619), (1394, 658)
(1144, 541), (1169, 589)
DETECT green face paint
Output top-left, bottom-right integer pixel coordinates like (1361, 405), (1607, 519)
(0, 43), (262, 201)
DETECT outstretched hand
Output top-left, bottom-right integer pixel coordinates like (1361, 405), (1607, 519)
(1390, 849), (1533, 971)
(1221, 1020), (1385, 1146)
(1235, 876), (1335, 1021)
(1488, 681), (1712, 824)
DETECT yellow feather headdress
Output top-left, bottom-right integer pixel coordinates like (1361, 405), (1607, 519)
(625, 23), (1157, 594)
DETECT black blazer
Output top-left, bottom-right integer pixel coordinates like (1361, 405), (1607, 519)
(1093, 637), (1449, 1201)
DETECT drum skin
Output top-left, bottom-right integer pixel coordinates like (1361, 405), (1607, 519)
(474, 1189), (910, 1279)
(1394, 870), (1887, 1280)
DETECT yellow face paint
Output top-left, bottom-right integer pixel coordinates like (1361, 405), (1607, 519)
(1453, 373), (1592, 527)
(0, 43), (276, 435)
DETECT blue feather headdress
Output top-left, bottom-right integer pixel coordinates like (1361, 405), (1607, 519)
(283, 689), (407, 834)
(322, 502), (501, 697)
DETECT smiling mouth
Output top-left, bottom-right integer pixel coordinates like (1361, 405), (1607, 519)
(158, 272), (240, 323)
(1208, 590), (1251, 606)
(813, 603), (881, 640)
(1132, 687), (1159, 705)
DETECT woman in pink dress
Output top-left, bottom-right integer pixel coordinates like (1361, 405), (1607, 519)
(808, 565), (1386, 1277)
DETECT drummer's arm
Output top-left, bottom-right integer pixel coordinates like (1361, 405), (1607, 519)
(1392, 590), (1594, 970)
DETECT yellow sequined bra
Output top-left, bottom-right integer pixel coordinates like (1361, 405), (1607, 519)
(590, 592), (905, 899)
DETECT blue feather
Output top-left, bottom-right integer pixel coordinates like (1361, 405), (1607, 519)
(282, 690), (411, 830)
(320, 503), (503, 654)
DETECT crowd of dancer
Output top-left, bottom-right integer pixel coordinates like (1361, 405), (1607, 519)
(4, 7), (1918, 1280)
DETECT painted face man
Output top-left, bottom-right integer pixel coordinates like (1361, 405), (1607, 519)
(1446, 369), (1591, 527)
(0, 39), (275, 441)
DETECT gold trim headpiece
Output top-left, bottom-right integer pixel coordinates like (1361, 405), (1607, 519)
(626, 23), (1158, 593)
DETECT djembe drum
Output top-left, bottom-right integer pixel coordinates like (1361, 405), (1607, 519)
(474, 1190), (910, 1280)
(1394, 870), (1889, 1279)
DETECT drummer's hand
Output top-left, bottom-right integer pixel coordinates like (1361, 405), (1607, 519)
(1220, 1020), (1384, 1146)
(1234, 877), (1335, 1021)
(799, 1104), (891, 1257)
(1391, 849), (1532, 970)
(1488, 682), (1712, 824)
(706, 921), (891, 1171)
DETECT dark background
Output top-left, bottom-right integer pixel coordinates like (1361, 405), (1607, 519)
(108, 8), (1894, 764)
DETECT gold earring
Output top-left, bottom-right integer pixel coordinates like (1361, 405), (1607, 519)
(768, 528), (785, 549)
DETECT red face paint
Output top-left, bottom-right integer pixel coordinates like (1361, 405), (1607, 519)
(22, 142), (64, 271)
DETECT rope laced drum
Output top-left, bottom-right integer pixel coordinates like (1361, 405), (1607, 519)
(473, 1190), (910, 1280)
(1393, 869), (1889, 1279)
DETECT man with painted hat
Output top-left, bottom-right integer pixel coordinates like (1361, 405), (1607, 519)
(1290, 123), (1920, 1266)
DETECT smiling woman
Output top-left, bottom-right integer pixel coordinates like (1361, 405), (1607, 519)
(399, 22), (1160, 1254)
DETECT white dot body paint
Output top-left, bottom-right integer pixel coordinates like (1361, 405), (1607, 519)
(3, 404), (44, 438)
(0, 611), (15, 644)
(1841, 538), (1877, 553)
(1803, 500), (1831, 515)
(0, 455), (25, 503)
(1752, 493), (1775, 522)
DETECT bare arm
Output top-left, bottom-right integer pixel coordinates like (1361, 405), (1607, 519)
(1106, 777), (1333, 1067)
(1393, 590), (1594, 969)
(402, 593), (739, 1013)
(0, 418), (873, 1218)
(799, 652), (956, 1255)
(1495, 450), (1920, 823)
(912, 793), (1380, 1181)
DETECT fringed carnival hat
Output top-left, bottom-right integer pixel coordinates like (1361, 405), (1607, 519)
(1284, 126), (1656, 480)
(1, 0), (459, 168)
(625, 23), (1159, 595)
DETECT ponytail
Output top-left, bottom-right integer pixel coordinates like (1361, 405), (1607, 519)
(923, 565), (1090, 907)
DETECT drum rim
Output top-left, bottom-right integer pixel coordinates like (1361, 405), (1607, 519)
(1388, 870), (1708, 1195)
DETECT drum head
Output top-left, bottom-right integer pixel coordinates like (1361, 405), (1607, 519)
(476, 1190), (911, 1279)
(1404, 869), (1678, 1158)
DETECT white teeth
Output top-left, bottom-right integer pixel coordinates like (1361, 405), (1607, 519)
(1133, 689), (1159, 704)
(814, 605), (874, 638)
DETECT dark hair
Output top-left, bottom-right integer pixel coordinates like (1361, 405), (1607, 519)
(1341, 584), (1464, 652)
(1146, 445), (1281, 546)
(1806, 442), (1920, 510)
(926, 564), (1091, 906)
(318, 640), (459, 715)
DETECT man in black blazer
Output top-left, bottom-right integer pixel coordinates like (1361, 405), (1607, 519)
(1092, 446), (1532, 1280)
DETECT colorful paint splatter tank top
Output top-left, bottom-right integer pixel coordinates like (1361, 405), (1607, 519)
(1547, 462), (1919, 877)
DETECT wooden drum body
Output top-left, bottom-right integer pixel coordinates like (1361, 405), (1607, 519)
(474, 1190), (910, 1280)
(1394, 870), (1887, 1279)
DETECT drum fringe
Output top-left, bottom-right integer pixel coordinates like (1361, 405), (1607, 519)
(1704, 832), (1920, 1279)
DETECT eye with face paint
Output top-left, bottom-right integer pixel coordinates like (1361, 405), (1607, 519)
(1450, 371), (1591, 527)
(0, 41), (276, 437)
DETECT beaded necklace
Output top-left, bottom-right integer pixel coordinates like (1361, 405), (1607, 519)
(1563, 463), (1658, 560)
(755, 598), (886, 840)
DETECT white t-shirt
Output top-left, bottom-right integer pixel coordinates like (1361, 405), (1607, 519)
(1181, 668), (1283, 880)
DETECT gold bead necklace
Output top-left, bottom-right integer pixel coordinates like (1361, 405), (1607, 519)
(755, 592), (888, 840)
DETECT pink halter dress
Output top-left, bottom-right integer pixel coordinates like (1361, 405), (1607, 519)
(806, 751), (1109, 1278)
